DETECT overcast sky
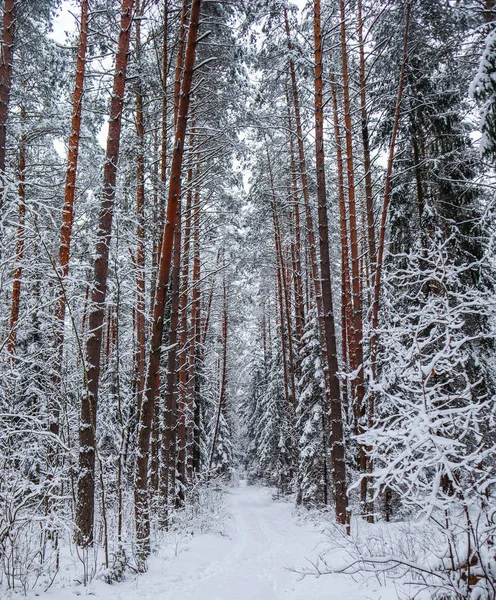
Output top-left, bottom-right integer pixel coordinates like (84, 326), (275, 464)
(50, 0), (308, 45)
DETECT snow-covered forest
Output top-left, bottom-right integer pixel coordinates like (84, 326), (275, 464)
(1, 0), (496, 598)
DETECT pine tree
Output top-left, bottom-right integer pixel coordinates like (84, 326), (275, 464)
(296, 307), (326, 506)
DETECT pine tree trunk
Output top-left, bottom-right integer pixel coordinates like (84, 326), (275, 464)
(159, 201), (181, 520)
(8, 134), (26, 358)
(134, 0), (202, 562)
(177, 157), (193, 502)
(75, 0), (135, 547)
(330, 74), (352, 435)
(208, 276), (228, 473)
(134, 0), (146, 419)
(189, 165), (201, 475)
(314, 0), (348, 526)
(266, 146), (290, 411)
(284, 9), (330, 416)
(286, 97), (305, 343)
(284, 9), (324, 330)
(201, 263), (216, 348)
(357, 0), (376, 273)
(337, 0), (367, 514)
(0, 0), (16, 202)
(267, 145), (297, 413)
(158, 0), (169, 250)
(53, 0), (90, 416)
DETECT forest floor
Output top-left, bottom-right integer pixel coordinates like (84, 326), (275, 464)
(20, 483), (400, 600)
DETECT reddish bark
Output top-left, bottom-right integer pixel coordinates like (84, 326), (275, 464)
(357, 0), (376, 273)
(53, 0), (90, 392)
(173, 0), (189, 126)
(75, 0), (135, 547)
(0, 0), (16, 196)
(485, 0), (495, 22)
(284, 10), (332, 499)
(7, 135), (26, 358)
(338, 0), (365, 428)
(134, 0), (202, 560)
(314, 0), (348, 526)
(159, 201), (181, 518)
(284, 10), (328, 372)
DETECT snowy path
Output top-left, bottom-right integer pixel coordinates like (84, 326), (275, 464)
(33, 483), (393, 600)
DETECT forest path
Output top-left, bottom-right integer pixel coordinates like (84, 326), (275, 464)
(38, 483), (390, 599)
(102, 482), (384, 599)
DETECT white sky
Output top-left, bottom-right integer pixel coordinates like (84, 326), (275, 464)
(50, 0), (308, 155)
(50, 0), (79, 45)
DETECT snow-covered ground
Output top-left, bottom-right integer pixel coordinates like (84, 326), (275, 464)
(18, 483), (398, 600)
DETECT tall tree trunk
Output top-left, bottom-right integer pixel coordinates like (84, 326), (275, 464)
(53, 2), (90, 429)
(284, 9), (324, 334)
(267, 144), (297, 413)
(208, 275), (228, 473)
(47, 0), (89, 510)
(134, 0), (146, 418)
(158, 0), (169, 257)
(134, 0), (202, 562)
(357, 0), (376, 274)
(177, 155), (193, 502)
(286, 96), (305, 343)
(266, 146), (290, 411)
(189, 164), (201, 476)
(284, 10), (330, 426)
(7, 134), (26, 358)
(338, 0), (367, 514)
(0, 0), (16, 205)
(173, 0), (189, 127)
(330, 74), (352, 434)
(75, 0), (135, 547)
(314, 0), (348, 526)
(159, 201), (181, 520)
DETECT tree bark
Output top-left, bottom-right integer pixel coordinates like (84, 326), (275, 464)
(330, 74), (352, 434)
(75, 0), (135, 547)
(53, 1), (90, 414)
(134, 0), (146, 419)
(177, 154), (193, 502)
(286, 96), (305, 343)
(357, 0), (376, 273)
(189, 163), (201, 476)
(208, 275), (228, 473)
(267, 144), (297, 413)
(134, 0), (202, 562)
(0, 0), (16, 202)
(314, 0), (348, 526)
(7, 134), (26, 358)
(159, 201), (181, 520)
